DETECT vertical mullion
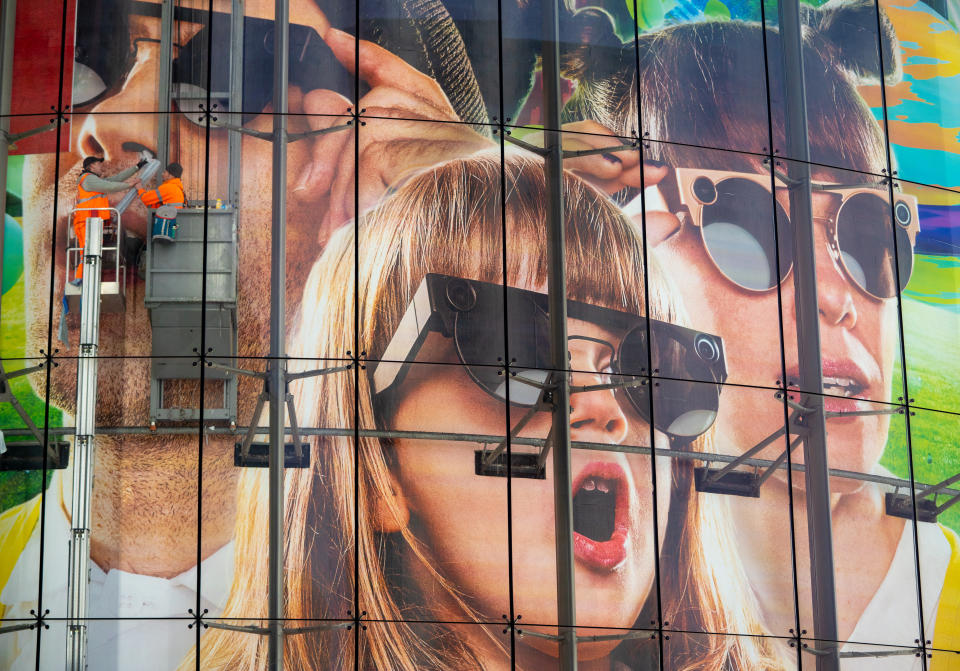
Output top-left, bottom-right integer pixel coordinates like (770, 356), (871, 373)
(870, 0), (928, 662)
(627, 6), (666, 668)
(352, 0), (361, 667)
(196, 0), (217, 665)
(758, 1), (805, 663)
(494, 0), (516, 666)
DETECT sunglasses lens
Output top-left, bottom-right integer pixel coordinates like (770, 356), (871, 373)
(490, 370), (549, 405)
(72, 61), (109, 107)
(836, 192), (910, 298)
(452, 282), (550, 407)
(618, 326), (722, 439)
(700, 178), (792, 291)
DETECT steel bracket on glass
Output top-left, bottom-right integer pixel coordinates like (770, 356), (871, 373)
(515, 626), (655, 644)
(886, 470), (960, 523)
(476, 369), (555, 479)
(0, 359), (70, 470)
(772, 167), (889, 191)
(0, 120), (58, 151)
(190, 606), (353, 637)
(802, 642), (924, 659)
(695, 396), (806, 497)
(476, 371), (655, 479)
(213, 359), (352, 467)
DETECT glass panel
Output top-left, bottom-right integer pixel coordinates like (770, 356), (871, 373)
(662, 630), (798, 670)
(658, 381), (797, 638)
(359, 621), (504, 670)
(765, 0), (892, 176)
(42, 356), (200, 622)
(358, 118), (503, 372)
(359, 361), (511, 624)
(899, 182), (960, 414)
(234, 111), (355, 359)
(39, 618), (196, 671)
(8, 144), (58, 358)
(359, 0), (497, 126)
(511, 6), (642, 136)
(794, 399), (921, 648)
(798, 638), (925, 669)
(0, 623), (38, 671)
(509, 437), (660, 665)
(216, 358), (354, 622)
(880, 0), (960, 191)
(641, 147), (790, 390)
(908, 406), (960, 655)
(182, 0), (356, 123)
(635, 12), (770, 156)
(6, 0), (72, 118)
(777, 159), (906, 407)
(198, 620), (353, 669)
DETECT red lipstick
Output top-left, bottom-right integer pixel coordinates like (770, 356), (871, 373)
(571, 461), (629, 571)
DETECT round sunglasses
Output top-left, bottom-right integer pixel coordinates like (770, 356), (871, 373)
(672, 168), (919, 300)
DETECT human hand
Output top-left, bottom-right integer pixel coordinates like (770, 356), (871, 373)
(526, 120), (644, 195)
(293, 28), (493, 241)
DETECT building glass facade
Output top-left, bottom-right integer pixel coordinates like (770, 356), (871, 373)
(0, 0), (959, 668)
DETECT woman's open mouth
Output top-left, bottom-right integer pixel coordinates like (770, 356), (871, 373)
(571, 462), (630, 571)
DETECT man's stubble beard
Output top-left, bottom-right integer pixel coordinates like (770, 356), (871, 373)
(22, 152), (309, 427)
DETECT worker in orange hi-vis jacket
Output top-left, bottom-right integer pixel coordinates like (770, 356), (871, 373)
(138, 162), (186, 210)
(71, 155), (141, 283)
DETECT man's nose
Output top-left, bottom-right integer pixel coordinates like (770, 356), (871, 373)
(75, 49), (160, 161)
(814, 222), (858, 329)
(568, 375), (629, 445)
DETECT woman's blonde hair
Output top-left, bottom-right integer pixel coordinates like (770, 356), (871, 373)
(183, 150), (789, 670)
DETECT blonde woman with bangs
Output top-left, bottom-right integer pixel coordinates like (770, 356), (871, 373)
(184, 151), (790, 671)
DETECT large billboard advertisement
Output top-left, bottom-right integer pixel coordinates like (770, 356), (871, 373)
(1, 0), (959, 668)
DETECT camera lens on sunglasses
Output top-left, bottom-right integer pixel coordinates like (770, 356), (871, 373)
(835, 192), (912, 299)
(617, 327), (723, 438)
(698, 177), (793, 292)
(449, 279), (725, 440)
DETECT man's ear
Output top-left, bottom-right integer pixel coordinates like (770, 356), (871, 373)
(371, 469), (411, 534)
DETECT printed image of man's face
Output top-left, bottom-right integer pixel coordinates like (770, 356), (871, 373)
(22, 0), (341, 422)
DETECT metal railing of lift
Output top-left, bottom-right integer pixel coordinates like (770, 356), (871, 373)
(66, 207), (126, 296)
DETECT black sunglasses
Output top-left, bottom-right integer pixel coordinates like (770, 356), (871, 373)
(372, 274), (729, 441)
(73, 1), (352, 121)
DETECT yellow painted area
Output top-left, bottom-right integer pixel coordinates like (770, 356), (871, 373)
(859, 80), (932, 108)
(888, 119), (960, 154)
(883, 0), (960, 80)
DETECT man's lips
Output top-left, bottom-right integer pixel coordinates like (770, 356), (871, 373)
(571, 462), (629, 571)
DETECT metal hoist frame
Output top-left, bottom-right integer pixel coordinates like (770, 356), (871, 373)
(66, 218), (105, 670)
